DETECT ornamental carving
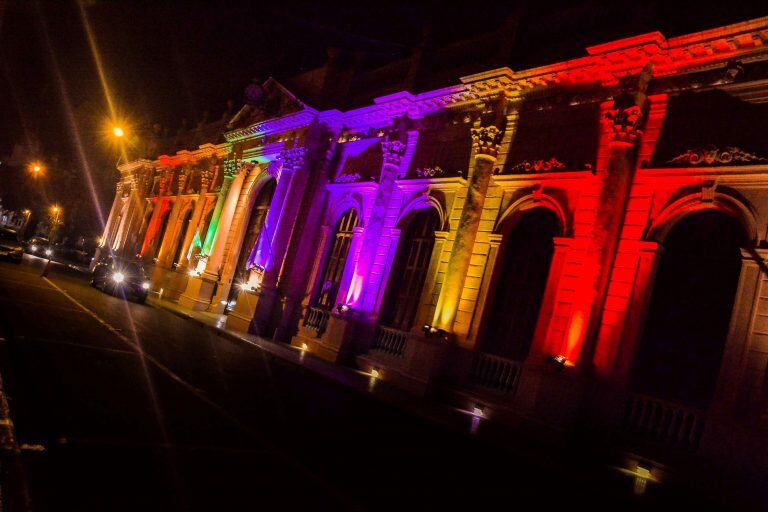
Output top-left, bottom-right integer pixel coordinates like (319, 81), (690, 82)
(415, 166), (447, 178)
(381, 140), (406, 166)
(177, 171), (189, 195)
(605, 62), (653, 146)
(507, 157), (567, 173)
(200, 168), (214, 190)
(334, 173), (363, 184)
(471, 125), (503, 158)
(279, 147), (308, 172)
(667, 146), (767, 166)
(222, 158), (239, 178)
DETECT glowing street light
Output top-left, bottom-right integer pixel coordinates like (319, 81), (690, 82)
(112, 126), (125, 138)
(28, 162), (45, 176)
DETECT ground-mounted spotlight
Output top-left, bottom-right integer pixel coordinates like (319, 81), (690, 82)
(421, 324), (446, 339)
(549, 354), (574, 371)
(188, 269), (201, 278)
(336, 303), (351, 315)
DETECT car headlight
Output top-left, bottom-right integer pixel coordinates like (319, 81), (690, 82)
(44, 249), (52, 256)
(141, 281), (150, 290)
(112, 272), (125, 283)
(30, 245), (37, 252)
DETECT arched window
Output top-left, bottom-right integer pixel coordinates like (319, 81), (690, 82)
(153, 209), (171, 259)
(316, 208), (359, 309)
(380, 209), (440, 331)
(171, 208), (194, 266)
(632, 210), (746, 409)
(481, 208), (559, 361)
(227, 179), (276, 303)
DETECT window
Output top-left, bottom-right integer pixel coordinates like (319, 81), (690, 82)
(632, 211), (745, 408)
(380, 209), (440, 331)
(316, 209), (359, 309)
(481, 208), (559, 361)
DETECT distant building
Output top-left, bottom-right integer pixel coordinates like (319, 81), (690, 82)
(0, 199), (26, 231)
(100, 17), (768, 499)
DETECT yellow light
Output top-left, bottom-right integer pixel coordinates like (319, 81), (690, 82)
(112, 126), (124, 138)
(29, 162), (44, 175)
(370, 369), (380, 379)
(51, 206), (60, 214)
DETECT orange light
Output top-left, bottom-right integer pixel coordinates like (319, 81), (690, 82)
(28, 162), (44, 175)
(112, 126), (124, 138)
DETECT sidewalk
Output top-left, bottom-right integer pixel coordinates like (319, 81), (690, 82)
(146, 296), (473, 430)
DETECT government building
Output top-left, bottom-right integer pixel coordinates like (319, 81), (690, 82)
(98, 17), (768, 498)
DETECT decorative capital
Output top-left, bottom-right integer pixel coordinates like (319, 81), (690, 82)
(471, 125), (503, 159)
(605, 105), (643, 146)
(381, 140), (406, 166)
(222, 158), (239, 179)
(279, 147), (308, 172)
(200, 168), (214, 190)
(177, 171), (189, 195)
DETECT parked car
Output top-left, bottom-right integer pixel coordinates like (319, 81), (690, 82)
(0, 228), (23, 264)
(26, 237), (53, 257)
(91, 256), (151, 303)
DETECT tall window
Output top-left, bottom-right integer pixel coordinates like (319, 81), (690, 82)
(380, 209), (439, 331)
(227, 180), (276, 303)
(481, 208), (559, 361)
(316, 209), (359, 309)
(632, 211), (745, 409)
(171, 208), (194, 266)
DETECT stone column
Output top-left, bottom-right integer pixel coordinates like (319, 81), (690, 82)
(156, 170), (188, 267)
(352, 140), (406, 312)
(432, 125), (502, 333)
(201, 160), (236, 258)
(178, 167), (214, 269)
(140, 169), (173, 258)
(92, 181), (124, 269)
(577, 63), (653, 368)
(202, 163), (246, 279)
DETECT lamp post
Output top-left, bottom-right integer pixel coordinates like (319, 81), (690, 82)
(49, 205), (62, 242)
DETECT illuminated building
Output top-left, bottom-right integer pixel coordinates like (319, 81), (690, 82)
(100, 17), (768, 489)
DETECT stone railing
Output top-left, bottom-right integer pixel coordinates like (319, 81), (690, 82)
(470, 353), (522, 394)
(623, 393), (706, 450)
(371, 325), (408, 357)
(303, 306), (330, 336)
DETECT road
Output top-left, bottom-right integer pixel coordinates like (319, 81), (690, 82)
(0, 255), (693, 511)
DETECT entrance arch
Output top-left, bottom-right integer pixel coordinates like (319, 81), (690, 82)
(226, 179), (277, 307)
(380, 208), (440, 331)
(632, 210), (747, 409)
(480, 207), (560, 361)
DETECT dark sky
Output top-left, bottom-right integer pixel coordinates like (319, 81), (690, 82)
(0, 0), (766, 240)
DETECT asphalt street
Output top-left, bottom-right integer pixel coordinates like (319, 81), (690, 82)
(0, 255), (677, 511)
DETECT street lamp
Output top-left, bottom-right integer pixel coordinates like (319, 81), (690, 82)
(28, 161), (45, 176)
(49, 205), (62, 242)
(112, 126), (125, 138)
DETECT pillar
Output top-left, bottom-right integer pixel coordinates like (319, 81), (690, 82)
(432, 125), (502, 334)
(178, 166), (214, 269)
(178, 159), (244, 310)
(156, 170), (189, 268)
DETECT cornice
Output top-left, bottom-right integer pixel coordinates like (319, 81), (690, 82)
(224, 108), (319, 142)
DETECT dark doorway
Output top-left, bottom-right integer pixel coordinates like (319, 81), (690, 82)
(380, 209), (440, 331)
(632, 210), (746, 409)
(226, 179), (276, 307)
(481, 208), (559, 361)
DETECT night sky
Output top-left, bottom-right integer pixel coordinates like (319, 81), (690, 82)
(1, 0), (766, 240)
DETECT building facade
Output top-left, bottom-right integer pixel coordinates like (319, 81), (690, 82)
(100, 18), (768, 491)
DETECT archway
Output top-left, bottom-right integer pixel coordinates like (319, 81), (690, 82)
(632, 210), (747, 409)
(380, 208), (440, 331)
(226, 179), (277, 307)
(480, 208), (560, 361)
